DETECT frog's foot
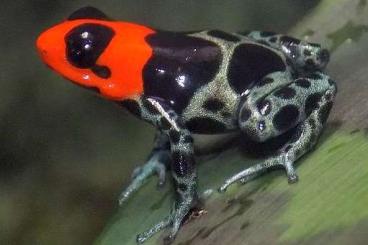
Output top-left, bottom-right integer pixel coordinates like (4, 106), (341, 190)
(219, 155), (297, 192)
(136, 194), (197, 244)
(118, 150), (170, 205)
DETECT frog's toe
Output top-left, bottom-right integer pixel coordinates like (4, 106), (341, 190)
(283, 160), (299, 184)
(136, 215), (172, 244)
(118, 150), (170, 205)
(218, 163), (266, 192)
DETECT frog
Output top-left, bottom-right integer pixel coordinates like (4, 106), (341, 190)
(36, 6), (337, 244)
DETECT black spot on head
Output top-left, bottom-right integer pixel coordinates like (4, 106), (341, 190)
(274, 87), (296, 99)
(257, 99), (271, 116)
(91, 65), (111, 78)
(319, 101), (333, 124)
(295, 78), (311, 88)
(65, 23), (115, 68)
(186, 117), (226, 134)
(240, 108), (252, 122)
(260, 31), (276, 37)
(303, 49), (312, 56)
(169, 130), (181, 144)
(143, 31), (222, 113)
(68, 6), (111, 21)
(121, 99), (141, 117)
(328, 78), (335, 86)
(207, 30), (240, 42)
(228, 43), (286, 94)
(273, 105), (300, 132)
(203, 99), (225, 112)
(305, 93), (322, 116)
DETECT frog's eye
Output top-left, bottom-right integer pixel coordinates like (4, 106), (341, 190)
(67, 6), (111, 21)
(65, 23), (115, 68)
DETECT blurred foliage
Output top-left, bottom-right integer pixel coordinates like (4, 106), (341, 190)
(0, 0), (340, 244)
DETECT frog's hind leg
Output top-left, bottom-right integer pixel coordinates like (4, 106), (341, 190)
(118, 132), (170, 205)
(242, 31), (330, 72)
(219, 72), (337, 192)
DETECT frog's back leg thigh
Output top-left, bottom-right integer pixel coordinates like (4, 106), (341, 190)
(242, 31), (330, 72)
(220, 72), (337, 191)
(239, 72), (336, 142)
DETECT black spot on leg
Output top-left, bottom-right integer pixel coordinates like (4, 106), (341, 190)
(207, 30), (241, 42)
(171, 151), (194, 177)
(228, 44), (286, 94)
(305, 93), (322, 116)
(186, 117), (226, 134)
(121, 99), (141, 117)
(274, 87), (296, 99)
(203, 99), (225, 112)
(273, 105), (300, 132)
(319, 101), (333, 124)
(295, 78), (311, 88)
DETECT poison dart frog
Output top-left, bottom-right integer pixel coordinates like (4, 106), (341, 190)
(36, 6), (337, 244)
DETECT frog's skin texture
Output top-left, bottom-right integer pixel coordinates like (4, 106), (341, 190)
(36, 7), (337, 244)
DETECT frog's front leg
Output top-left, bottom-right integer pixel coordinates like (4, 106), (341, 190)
(243, 31), (330, 72)
(136, 97), (198, 244)
(220, 72), (337, 191)
(118, 132), (170, 205)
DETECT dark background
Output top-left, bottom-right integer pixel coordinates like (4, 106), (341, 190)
(0, 1), (319, 244)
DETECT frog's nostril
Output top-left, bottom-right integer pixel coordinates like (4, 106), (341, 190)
(319, 49), (330, 63)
